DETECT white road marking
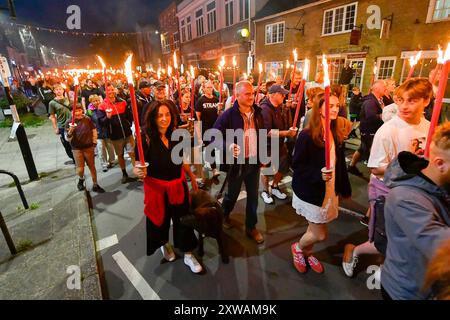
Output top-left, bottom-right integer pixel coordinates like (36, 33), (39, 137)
(112, 251), (161, 300)
(96, 234), (119, 252)
(217, 190), (247, 204)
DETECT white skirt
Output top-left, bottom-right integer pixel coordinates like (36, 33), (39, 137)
(292, 192), (339, 224)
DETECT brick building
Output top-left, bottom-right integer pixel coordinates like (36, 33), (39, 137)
(254, 0), (450, 97)
(159, 1), (181, 64)
(176, 0), (271, 79)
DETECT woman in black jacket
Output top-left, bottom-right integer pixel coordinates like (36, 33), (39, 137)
(290, 93), (352, 274)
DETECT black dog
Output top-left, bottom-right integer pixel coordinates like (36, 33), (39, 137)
(180, 190), (229, 264)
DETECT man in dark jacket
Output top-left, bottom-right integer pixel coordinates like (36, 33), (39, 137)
(213, 81), (266, 244)
(259, 85), (297, 204)
(381, 124), (450, 299)
(135, 80), (153, 125)
(100, 84), (134, 184)
(348, 80), (386, 176)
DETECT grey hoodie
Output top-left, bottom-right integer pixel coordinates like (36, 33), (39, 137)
(381, 151), (450, 300)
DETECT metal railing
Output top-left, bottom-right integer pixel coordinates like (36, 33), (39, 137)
(0, 169), (29, 254)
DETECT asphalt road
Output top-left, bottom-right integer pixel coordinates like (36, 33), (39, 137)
(88, 152), (382, 300)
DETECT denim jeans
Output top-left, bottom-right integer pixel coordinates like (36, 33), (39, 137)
(222, 163), (260, 230)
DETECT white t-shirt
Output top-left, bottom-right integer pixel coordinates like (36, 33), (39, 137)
(367, 115), (430, 169)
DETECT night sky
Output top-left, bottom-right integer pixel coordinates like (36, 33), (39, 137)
(8, 0), (172, 57)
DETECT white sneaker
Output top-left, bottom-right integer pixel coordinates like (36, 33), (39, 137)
(271, 186), (287, 200)
(161, 243), (176, 262)
(212, 168), (220, 178)
(342, 244), (358, 277)
(261, 191), (274, 204)
(184, 253), (203, 273)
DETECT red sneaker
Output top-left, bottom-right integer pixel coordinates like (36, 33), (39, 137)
(307, 255), (324, 274)
(291, 243), (307, 273)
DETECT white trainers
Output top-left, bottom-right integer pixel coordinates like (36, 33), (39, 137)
(342, 244), (358, 277)
(271, 186), (287, 200)
(184, 253), (203, 273)
(161, 243), (176, 262)
(212, 168), (220, 178)
(261, 191), (274, 204)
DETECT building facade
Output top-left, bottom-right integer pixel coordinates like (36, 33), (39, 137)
(176, 0), (270, 79)
(254, 0), (450, 96)
(159, 1), (181, 64)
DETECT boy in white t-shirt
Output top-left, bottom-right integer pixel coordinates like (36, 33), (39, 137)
(342, 78), (434, 278)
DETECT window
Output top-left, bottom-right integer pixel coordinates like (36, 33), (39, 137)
(187, 17), (192, 40)
(376, 57), (396, 80)
(160, 33), (171, 54)
(173, 32), (180, 49)
(317, 57), (345, 84)
(207, 1), (217, 33)
(180, 19), (186, 43)
(265, 22), (285, 45)
(239, 0), (249, 21)
(196, 9), (204, 37)
(225, 0), (234, 27)
(265, 61), (284, 78)
(427, 0), (450, 22)
(322, 2), (357, 36)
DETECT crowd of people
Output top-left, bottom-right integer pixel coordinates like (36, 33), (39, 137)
(21, 65), (450, 300)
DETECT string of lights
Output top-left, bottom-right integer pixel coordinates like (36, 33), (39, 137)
(0, 21), (159, 37)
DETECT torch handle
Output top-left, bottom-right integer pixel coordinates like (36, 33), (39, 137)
(71, 85), (78, 125)
(292, 80), (306, 129)
(425, 61), (450, 158)
(128, 84), (146, 166)
(324, 85), (331, 170)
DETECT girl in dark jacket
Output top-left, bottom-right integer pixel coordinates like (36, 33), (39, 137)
(290, 93), (352, 274)
(133, 100), (202, 274)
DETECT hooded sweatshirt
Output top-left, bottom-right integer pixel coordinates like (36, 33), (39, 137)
(381, 151), (450, 300)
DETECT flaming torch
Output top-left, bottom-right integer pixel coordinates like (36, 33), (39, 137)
(125, 54), (147, 168)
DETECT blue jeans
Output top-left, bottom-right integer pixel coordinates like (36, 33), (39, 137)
(222, 164), (260, 230)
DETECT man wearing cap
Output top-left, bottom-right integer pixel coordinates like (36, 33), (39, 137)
(141, 81), (167, 122)
(135, 80), (153, 124)
(259, 85), (297, 204)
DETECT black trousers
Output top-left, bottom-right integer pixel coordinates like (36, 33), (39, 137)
(58, 128), (74, 161)
(146, 183), (198, 255)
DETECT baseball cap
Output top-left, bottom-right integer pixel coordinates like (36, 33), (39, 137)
(269, 85), (289, 95)
(138, 80), (152, 89)
(154, 80), (166, 89)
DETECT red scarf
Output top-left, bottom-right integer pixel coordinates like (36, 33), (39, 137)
(143, 171), (188, 226)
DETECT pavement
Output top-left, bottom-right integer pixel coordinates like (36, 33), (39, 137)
(91, 147), (380, 300)
(0, 120), (102, 300)
(0, 117), (379, 300)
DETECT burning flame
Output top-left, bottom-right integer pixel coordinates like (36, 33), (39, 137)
(96, 55), (106, 69)
(74, 75), (79, 86)
(258, 63), (263, 74)
(322, 55), (330, 87)
(409, 51), (422, 68)
(168, 65), (173, 77)
(442, 42), (450, 63)
(373, 65), (378, 75)
(190, 66), (195, 79)
(303, 59), (310, 80)
(293, 49), (298, 62)
(286, 60), (290, 69)
(157, 68), (161, 79)
(243, 73), (248, 80)
(220, 57), (226, 69)
(180, 64), (184, 75)
(233, 56), (237, 67)
(124, 54), (134, 84)
(173, 52), (178, 69)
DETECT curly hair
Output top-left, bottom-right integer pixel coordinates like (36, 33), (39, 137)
(423, 239), (450, 300)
